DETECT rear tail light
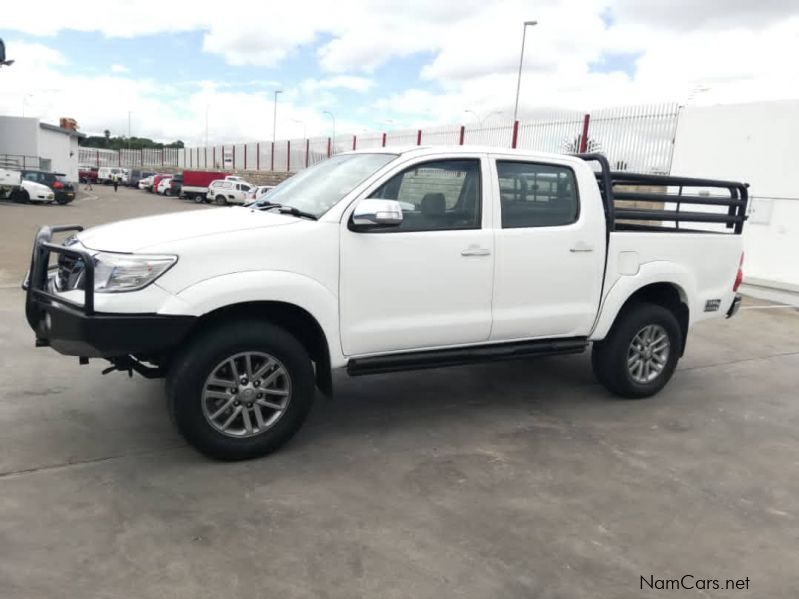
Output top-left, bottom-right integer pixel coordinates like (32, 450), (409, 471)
(53, 181), (64, 189)
(733, 252), (744, 292)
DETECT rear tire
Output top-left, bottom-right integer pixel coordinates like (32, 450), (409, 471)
(167, 320), (315, 460)
(591, 302), (681, 399)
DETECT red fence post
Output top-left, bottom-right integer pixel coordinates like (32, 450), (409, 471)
(352, 135), (357, 151)
(270, 142), (274, 171)
(305, 139), (310, 168)
(161, 148), (164, 166)
(416, 129), (422, 145)
(327, 137), (331, 158)
(232, 145), (236, 169)
(578, 113), (590, 153)
(213, 146), (216, 168)
(511, 121), (519, 149)
(140, 148), (143, 167)
(287, 140), (291, 172)
(459, 125), (465, 145)
(382, 132), (386, 147)
(244, 144), (247, 170)
(96, 150), (100, 168)
(256, 143), (260, 171)
(118, 151), (121, 167)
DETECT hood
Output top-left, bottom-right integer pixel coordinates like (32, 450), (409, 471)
(22, 180), (52, 194)
(78, 207), (298, 253)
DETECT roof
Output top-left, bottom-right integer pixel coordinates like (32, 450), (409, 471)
(39, 122), (86, 138)
(344, 144), (584, 164)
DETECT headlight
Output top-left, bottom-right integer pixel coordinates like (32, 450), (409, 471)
(93, 252), (177, 292)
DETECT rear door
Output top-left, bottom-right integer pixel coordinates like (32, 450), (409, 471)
(488, 155), (605, 340)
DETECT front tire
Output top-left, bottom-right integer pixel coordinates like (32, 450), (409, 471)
(591, 302), (681, 399)
(168, 320), (315, 460)
(215, 195), (227, 206)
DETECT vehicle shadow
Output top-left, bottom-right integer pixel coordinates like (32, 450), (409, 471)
(295, 353), (611, 448)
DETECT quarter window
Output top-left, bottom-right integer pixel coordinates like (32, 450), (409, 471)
(497, 161), (579, 228)
(368, 159), (481, 232)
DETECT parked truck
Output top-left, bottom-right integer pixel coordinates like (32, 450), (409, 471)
(180, 170), (230, 202)
(23, 147), (747, 460)
(1, 167), (57, 203)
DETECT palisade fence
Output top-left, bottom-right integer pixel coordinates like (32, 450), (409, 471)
(78, 103), (680, 175)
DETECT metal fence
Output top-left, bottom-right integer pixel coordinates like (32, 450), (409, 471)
(77, 103), (681, 175)
(0, 154), (43, 170)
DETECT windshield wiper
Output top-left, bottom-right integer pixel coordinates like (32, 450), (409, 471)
(253, 202), (317, 220)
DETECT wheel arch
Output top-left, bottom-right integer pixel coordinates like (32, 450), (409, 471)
(591, 269), (693, 355)
(183, 301), (333, 396)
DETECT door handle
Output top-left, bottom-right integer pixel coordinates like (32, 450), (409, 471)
(569, 242), (594, 253)
(461, 246), (491, 257)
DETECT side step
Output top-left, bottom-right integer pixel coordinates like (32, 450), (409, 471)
(347, 337), (588, 376)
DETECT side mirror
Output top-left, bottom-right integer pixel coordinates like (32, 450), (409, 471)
(351, 199), (403, 230)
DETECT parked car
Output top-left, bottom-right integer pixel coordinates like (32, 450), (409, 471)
(180, 170), (229, 202)
(21, 170), (76, 204)
(0, 169), (55, 203)
(247, 185), (275, 203)
(168, 173), (183, 197)
(78, 165), (98, 184)
(138, 175), (154, 191)
(156, 177), (173, 195)
(22, 147), (749, 460)
(97, 167), (126, 185)
(150, 173), (172, 193)
(206, 179), (253, 205)
(128, 169), (156, 188)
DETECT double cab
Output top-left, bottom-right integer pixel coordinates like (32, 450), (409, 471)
(24, 147), (747, 460)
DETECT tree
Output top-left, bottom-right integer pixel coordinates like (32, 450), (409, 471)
(103, 129), (111, 147)
(562, 134), (601, 154)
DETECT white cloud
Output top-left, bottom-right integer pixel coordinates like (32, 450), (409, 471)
(300, 76), (374, 94)
(1, 1), (798, 143)
(110, 64), (129, 73)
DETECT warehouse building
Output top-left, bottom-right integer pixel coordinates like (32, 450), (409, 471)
(0, 115), (83, 181)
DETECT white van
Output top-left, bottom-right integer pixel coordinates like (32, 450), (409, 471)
(97, 167), (127, 185)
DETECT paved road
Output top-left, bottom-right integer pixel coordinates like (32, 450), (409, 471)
(1, 186), (798, 597)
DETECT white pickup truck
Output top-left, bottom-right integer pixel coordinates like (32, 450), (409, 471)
(0, 168), (56, 203)
(24, 147), (747, 460)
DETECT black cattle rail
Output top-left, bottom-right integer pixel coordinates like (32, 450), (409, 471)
(576, 153), (748, 234)
(24, 225), (95, 330)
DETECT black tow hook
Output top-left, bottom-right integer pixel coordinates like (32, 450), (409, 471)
(100, 356), (164, 379)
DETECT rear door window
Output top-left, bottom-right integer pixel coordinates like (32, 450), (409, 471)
(496, 161), (579, 228)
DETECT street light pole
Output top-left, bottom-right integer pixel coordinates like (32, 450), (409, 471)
(205, 105), (209, 148)
(128, 111), (132, 151)
(512, 20), (537, 124)
(323, 110), (336, 146)
(22, 93), (33, 117)
(272, 90), (282, 143)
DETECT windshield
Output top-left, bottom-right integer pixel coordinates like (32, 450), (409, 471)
(252, 153), (396, 217)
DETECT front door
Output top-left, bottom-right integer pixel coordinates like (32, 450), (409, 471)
(340, 156), (494, 356)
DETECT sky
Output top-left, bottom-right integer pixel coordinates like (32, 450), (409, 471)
(1, 0), (798, 145)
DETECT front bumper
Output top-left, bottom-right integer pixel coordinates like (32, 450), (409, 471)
(25, 225), (195, 358)
(54, 189), (76, 203)
(726, 294), (742, 318)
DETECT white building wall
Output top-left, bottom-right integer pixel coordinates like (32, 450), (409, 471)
(0, 116), (39, 164)
(38, 127), (79, 181)
(670, 100), (799, 291)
